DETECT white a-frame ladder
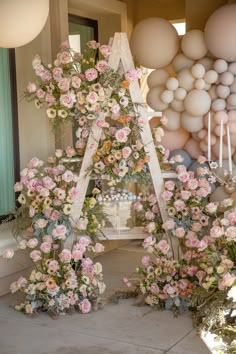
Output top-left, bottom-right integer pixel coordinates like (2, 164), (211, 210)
(72, 33), (169, 237)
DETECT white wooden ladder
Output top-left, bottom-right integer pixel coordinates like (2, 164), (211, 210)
(72, 33), (170, 238)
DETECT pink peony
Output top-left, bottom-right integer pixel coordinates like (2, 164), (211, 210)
(85, 68), (98, 81)
(162, 219), (176, 230)
(30, 250), (42, 262)
(86, 91), (98, 104)
(173, 199), (186, 211)
(210, 225), (223, 238)
(175, 227), (185, 238)
(96, 60), (109, 72)
(141, 255), (151, 268)
(79, 299), (92, 314)
(145, 210), (155, 221)
(205, 202), (218, 214)
(161, 190), (173, 201)
(52, 225), (67, 240)
(58, 51), (71, 64)
(48, 260), (59, 272)
(59, 249), (72, 263)
(143, 236), (156, 249)
(164, 180), (175, 191)
(58, 78), (70, 91)
(122, 146), (132, 159)
(76, 218), (88, 230)
(218, 273), (236, 291)
(27, 238), (38, 248)
(60, 92), (76, 108)
(115, 128), (129, 143)
(94, 243), (105, 253)
(156, 240), (170, 254)
(40, 242), (51, 254)
(99, 45), (112, 57)
(62, 170), (74, 182)
(72, 249), (83, 261)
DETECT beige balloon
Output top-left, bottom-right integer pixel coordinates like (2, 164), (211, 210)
(184, 90), (211, 116)
(172, 53), (194, 73)
(181, 112), (204, 132)
(197, 57), (214, 71)
(181, 30), (208, 60)
(146, 86), (168, 111)
(147, 69), (169, 88)
(205, 4), (236, 62)
(185, 138), (202, 159)
(171, 99), (185, 112)
(0, 0), (49, 48)
(177, 68), (195, 92)
(130, 17), (180, 69)
(163, 108), (181, 131)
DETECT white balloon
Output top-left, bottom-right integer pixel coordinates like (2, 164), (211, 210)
(172, 53), (194, 73)
(184, 90), (211, 116)
(194, 78), (206, 90)
(230, 78), (236, 93)
(177, 68), (195, 92)
(163, 108), (181, 131)
(147, 69), (169, 88)
(216, 84), (231, 99)
(228, 62), (236, 75)
(191, 63), (205, 79)
(204, 83), (211, 90)
(170, 98), (185, 112)
(213, 59), (228, 73)
(227, 93), (236, 107)
(181, 30), (208, 60)
(160, 90), (174, 104)
(166, 77), (179, 91)
(130, 17), (180, 69)
(181, 112), (204, 132)
(220, 71), (234, 86)
(0, 0), (49, 48)
(174, 87), (187, 101)
(146, 86), (168, 111)
(197, 57), (214, 71)
(211, 98), (226, 111)
(204, 70), (218, 84)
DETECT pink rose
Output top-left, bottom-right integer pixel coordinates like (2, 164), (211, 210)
(173, 199), (186, 211)
(59, 249), (72, 263)
(60, 92), (76, 108)
(85, 68), (98, 81)
(163, 284), (177, 297)
(176, 165), (186, 173)
(210, 225), (223, 238)
(148, 194), (157, 205)
(218, 273), (236, 290)
(178, 171), (190, 183)
(50, 210), (60, 221)
(145, 210), (155, 221)
(79, 299), (92, 314)
(186, 179), (199, 190)
(72, 249), (83, 261)
(133, 202), (143, 211)
(115, 129), (128, 143)
(205, 202), (218, 214)
(162, 219), (176, 231)
(187, 265), (198, 276)
(27, 238), (38, 248)
(76, 218), (88, 230)
(145, 222), (156, 234)
(185, 235), (199, 248)
(43, 176), (56, 190)
(52, 225), (67, 240)
(14, 182), (23, 192)
(52, 67), (63, 80)
(40, 242), (51, 254)
(58, 78), (70, 92)
(62, 170), (74, 183)
(78, 237), (91, 247)
(225, 226), (236, 241)
(180, 190), (192, 200)
(94, 243), (105, 253)
(191, 223), (202, 232)
(30, 250), (42, 262)
(99, 45), (112, 57)
(86, 91), (98, 104)
(48, 260), (59, 272)
(43, 235), (53, 243)
(2, 248), (14, 259)
(175, 227), (185, 238)
(96, 60), (109, 72)
(71, 76), (81, 88)
(142, 236), (156, 249)
(27, 82), (37, 93)
(58, 51), (71, 64)
(35, 218), (48, 229)
(156, 240), (170, 254)
(122, 146), (132, 159)
(45, 93), (56, 106)
(164, 180), (175, 191)
(161, 191), (173, 201)
(198, 239), (208, 251)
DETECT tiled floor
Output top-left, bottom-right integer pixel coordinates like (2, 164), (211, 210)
(0, 241), (211, 354)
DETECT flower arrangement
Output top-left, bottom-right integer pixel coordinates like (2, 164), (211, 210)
(13, 156), (104, 241)
(10, 236), (106, 316)
(25, 40), (140, 132)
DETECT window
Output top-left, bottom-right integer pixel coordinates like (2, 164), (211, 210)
(0, 49), (19, 221)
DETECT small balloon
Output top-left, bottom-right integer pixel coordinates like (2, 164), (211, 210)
(204, 70), (218, 84)
(211, 98), (226, 112)
(213, 59), (228, 74)
(220, 71), (234, 86)
(174, 87), (187, 101)
(194, 79), (206, 90)
(160, 90), (174, 104)
(191, 63), (205, 79)
(166, 77), (179, 91)
(214, 111), (229, 124)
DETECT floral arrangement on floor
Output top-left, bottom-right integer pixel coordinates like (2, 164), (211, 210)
(9, 236), (105, 316)
(123, 156), (236, 352)
(13, 156), (104, 241)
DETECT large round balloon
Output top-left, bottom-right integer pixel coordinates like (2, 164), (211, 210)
(181, 112), (204, 132)
(205, 4), (236, 62)
(210, 186), (230, 203)
(172, 53), (194, 73)
(147, 69), (169, 88)
(185, 138), (202, 159)
(0, 0), (49, 48)
(162, 108), (181, 131)
(181, 30), (208, 60)
(160, 128), (190, 151)
(146, 86), (168, 111)
(130, 17), (179, 69)
(184, 90), (211, 116)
